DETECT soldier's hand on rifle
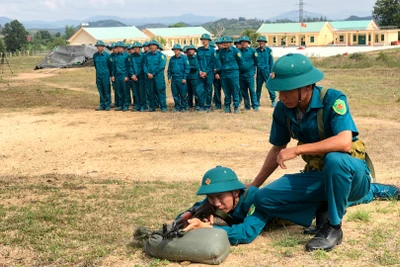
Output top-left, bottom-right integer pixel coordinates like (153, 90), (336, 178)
(203, 214), (214, 225)
(183, 218), (212, 232)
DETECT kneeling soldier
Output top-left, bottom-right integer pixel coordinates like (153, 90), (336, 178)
(181, 166), (399, 245)
(168, 44), (190, 112)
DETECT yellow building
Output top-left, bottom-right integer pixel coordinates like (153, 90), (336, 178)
(142, 27), (212, 49)
(257, 22), (334, 47)
(257, 20), (399, 47)
(67, 26), (148, 45)
(330, 20), (399, 46)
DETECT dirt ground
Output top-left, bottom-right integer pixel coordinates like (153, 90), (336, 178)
(0, 56), (399, 267)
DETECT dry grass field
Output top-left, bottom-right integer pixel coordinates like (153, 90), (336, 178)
(0, 50), (399, 267)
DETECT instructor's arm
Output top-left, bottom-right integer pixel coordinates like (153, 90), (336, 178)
(251, 145), (286, 188)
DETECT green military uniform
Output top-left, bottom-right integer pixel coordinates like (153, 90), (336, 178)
(143, 40), (167, 112)
(186, 45), (204, 111)
(255, 36), (276, 107)
(112, 41), (130, 111)
(129, 42), (147, 112)
(239, 36), (259, 111)
(217, 36), (243, 114)
(110, 42), (118, 107)
(168, 44), (190, 112)
(93, 40), (112, 111)
(212, 38), (223, 110)
(254, 53), (373, 251)
(197, 33), (217, 112)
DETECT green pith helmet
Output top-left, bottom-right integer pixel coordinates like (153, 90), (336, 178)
(186, 44), (197, 52)
(234, 39), (241, 45)
(172, 44), (183, 51)
(143, 41), (150, 47)
(159, 44), (164, 51)
(240, 36), (251, 44)
(116, 41), (126, 48)
(132, 41), (143, 48)
(183, 45), (189, 52)
(200, 33), (212, 41)
(209, 41), (216, 47)
(148, 39), (160, 48)
(221, 36), (233, 43)
(266, 53), (324, 92)
(215, 38), (222, 44)
(95, 40), (105, 47)
(127, 44), (133, 50)
(197, 166), (246, 195)
(257, 36), (267, 43)
(111, 42), (117, 48)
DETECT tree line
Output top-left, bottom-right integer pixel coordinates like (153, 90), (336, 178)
(0, 20), (77, 53)
(0, 0), (398, 54)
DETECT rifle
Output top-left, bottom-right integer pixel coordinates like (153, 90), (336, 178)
(162, 201), (216, 240)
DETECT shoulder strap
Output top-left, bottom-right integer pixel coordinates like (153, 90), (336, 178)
(317, 87), (328, 140)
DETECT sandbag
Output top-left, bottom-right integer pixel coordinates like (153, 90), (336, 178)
(144, 227), (230, 265)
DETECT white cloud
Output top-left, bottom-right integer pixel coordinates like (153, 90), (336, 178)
(43, 0), (65, 10)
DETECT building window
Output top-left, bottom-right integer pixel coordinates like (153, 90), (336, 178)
(381, 34), (385, 41)
(190, 40), (193, 45)
(353, 35), (357, 42)
(339, 35), (344, 42)
(273, 37), (276, 43)
(184, 40), (187, 45)
(310, 36), (315, 43)
(290, 37), (295, 43)
(368, 35), (371, 41)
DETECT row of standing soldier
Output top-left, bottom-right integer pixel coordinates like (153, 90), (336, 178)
(92, 34), (275, 113)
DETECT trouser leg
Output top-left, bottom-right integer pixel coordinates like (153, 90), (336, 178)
(180, 82), (188, 110)
(147, 79), (156, 111)
(171, 79), (180, 110)
(213, 78), (222, 108)
(240, 78), (250, 109)
(96, 77), (105, 109)
(156, 76), (167, 111)
(194, 79), (204, 109)
(221, 76), (231, 109)
(248, 76), (258, 108)
(230, 71), (240, 109)
(324, 152), (371, 225)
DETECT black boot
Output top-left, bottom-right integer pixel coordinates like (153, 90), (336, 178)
(304, 201), (328, 235)
(305, 222), (343, 251)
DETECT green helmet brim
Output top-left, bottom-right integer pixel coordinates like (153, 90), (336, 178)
(266, 67), (324, 92)
(196, 180), (246, 195)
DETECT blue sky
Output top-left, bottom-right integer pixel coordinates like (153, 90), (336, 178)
(0, 0), (377, 21)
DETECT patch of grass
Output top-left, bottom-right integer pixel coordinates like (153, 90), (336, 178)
(149, 259), (171, 266)
(344, 248), (362, 260)
(347, 209), (370, 222)
(312, 249), (330, 260)
(272, 234), (305, 248)
(375, 251), (400, 266)
(0, 175), (201, 266)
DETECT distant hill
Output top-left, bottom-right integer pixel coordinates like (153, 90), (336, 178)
(344, 15), (373, 21)
(203, 18), (263, 37)
(268, 10), (328, 22)
(87, 20), (126, 27)
(85, 14), (217, 26)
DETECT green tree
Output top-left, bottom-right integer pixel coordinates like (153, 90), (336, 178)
(1, 20), (28, 52)
(55, 32), (61, 38)
(240, 29), (261, 47)
(154, 36), (167, 46)
(168, 22), (186, 28)
(0, 39), (6, 53)
(65, 25), (77, 40)
(38, 30), (52, 40)
(373, 0), (400, 27)
(47, 37), (67, 49)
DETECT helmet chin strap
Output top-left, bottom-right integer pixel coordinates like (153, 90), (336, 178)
(297, 88), (302, 108)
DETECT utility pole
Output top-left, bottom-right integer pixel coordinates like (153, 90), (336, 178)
(299, 0), (304, 22)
